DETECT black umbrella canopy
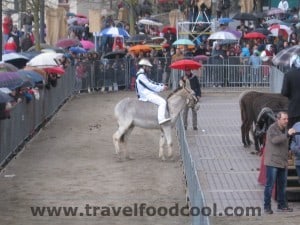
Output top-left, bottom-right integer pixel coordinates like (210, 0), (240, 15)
(102, 51), (126, 59)
(233, 12), (257, 21)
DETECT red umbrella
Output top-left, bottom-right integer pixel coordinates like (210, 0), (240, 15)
(162, 26), (176, 34)
(43, 67), (65, 75)
(243, 32), (266, 39)
(170, 59), (202, 71)
(55, 38), (80, 48)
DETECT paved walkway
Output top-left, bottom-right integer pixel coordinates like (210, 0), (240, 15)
(185, 92), (300, 224)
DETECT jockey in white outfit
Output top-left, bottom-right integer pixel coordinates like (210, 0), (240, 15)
(135, 58), (171, 125)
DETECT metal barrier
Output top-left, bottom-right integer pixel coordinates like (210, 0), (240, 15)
(80, 57), (284, 93)
(0, 66), (75, 166)
(176, 117), (210, 225)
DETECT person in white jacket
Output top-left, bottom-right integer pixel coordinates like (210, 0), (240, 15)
(278, 0), (289, 12)
(135, 58), (171, 125)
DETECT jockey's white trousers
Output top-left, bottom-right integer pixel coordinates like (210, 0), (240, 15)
(146, 93), (168, 123)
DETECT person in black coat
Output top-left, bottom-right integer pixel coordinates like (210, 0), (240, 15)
(180, 69), (201, 130)
(281, 55), (300, 128)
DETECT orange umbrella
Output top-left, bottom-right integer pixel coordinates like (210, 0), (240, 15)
(128, 45), (152, 54)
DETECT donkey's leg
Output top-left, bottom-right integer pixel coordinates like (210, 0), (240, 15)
(123, 125), (134, 160)
(112, 120), (132, 158)
(159, 131), (166, 160)
(163, 126), (173, 158)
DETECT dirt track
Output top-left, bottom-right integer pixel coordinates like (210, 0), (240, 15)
(0, 91), (190, 225)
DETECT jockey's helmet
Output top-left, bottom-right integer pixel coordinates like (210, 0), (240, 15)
(138, 58), (152, 67)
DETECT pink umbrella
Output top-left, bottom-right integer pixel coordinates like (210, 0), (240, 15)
(76, 17), (89, 25)
(80, 40), (95, 50)
(194, 55), (208, 62)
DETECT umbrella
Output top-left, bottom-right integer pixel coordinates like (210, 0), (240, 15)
(172, 39), (195, 46)
(56, 38), (80, 48)
(76, 13), (87, 18)
(128, 45), (152, 54)
(162, 26), (176, 34)
(232, 12), (257, 21)
(272, 45), (300, 66)
(151, 37), (166, 44)
(15, 71), (35, 87)
(43, 67), (65, 75)
(67, 17), (77, 25)
(254, 28), (271, 36)
(69, 46), (87, 54)
(266, 8), (285, 16)
(66, 12), (76, 17)
(170, 59), (202, 71)
(217, 39), (239, 45)
(0, 91), (13, 104)
(2, 53), (30, 69)
(80, 40), (95, 50)
(243, 32), (266, 39)
(194, 55), (209, 62)
(96, 27), (130, 38)
(103, 51), (127, 59)
(224, 29), (243, 38)
(0, 63), (18, 72)
(17, 70), (45, 84)
(27, 52), (63, 68)
(0, 72), (28, 89)
(23, 66), (47, 79)
(265, 19), (283, 25)
(208, 31), (239, 40)
(268, 24), (292, 38)
(138, 18), (163, 26)
(219, 18), (234, 24)
(126, 34), (152, 44)
(75, 17), (89, 25)
(146, 44), (163, 50)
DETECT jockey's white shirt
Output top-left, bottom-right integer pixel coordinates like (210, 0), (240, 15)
(135, 68), (170, 124)
(135, 68), (165, 101)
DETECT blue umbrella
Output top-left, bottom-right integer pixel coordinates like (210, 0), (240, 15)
(172, 39), (195, 46)
(69, 46), (87, 54)
(96, 27), (130, 38)
(17, 70), (45, 84)
(219, 18), (234, 24)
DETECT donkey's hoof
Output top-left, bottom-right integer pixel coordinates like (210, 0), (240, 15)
(125, 155), (135, 160)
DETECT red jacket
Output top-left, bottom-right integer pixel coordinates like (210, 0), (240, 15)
(2, 16), (13, 35)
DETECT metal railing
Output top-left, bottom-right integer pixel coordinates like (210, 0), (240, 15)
(0, 66), (75, 166)
(78, 57), (284, 93)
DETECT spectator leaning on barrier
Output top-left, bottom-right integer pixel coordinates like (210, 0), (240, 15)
(263, 111), (295, 214)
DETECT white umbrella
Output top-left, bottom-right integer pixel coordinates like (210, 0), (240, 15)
(26, 52), (64, 68)
(138, 18), (163, 27)
(208, 31), (239, 40)
(2, 52), (29, 62)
